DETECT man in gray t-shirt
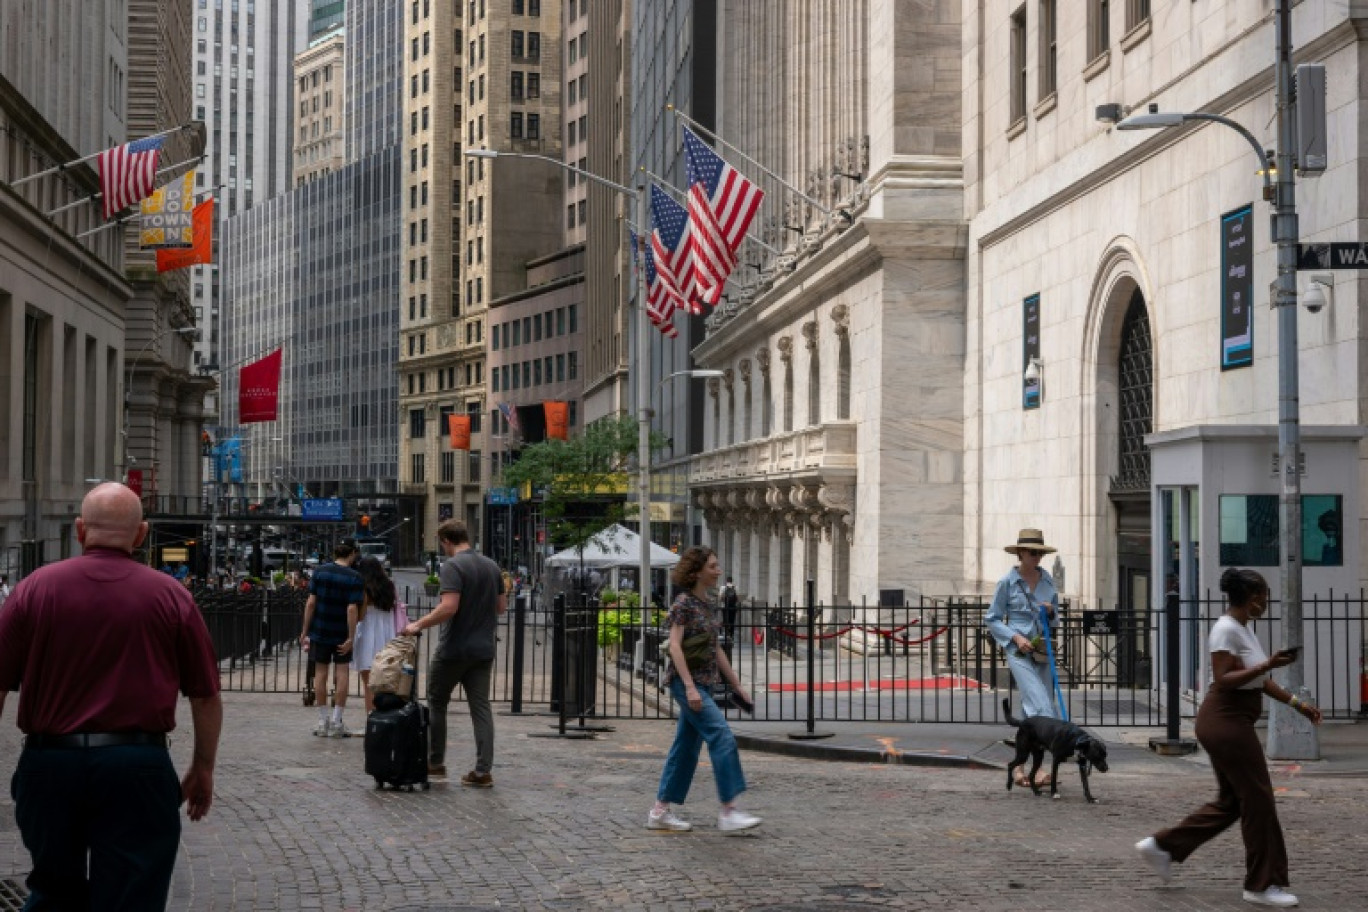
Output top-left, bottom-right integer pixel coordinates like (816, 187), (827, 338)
(403, 519), (506, 786)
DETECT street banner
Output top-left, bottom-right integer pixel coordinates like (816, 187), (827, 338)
(448, 414), (471, 450)
(544, 400), (569, 440)
(1023, 293), (1041, 409)
(239, 349), (283, 423)
(139, 170), (196, 248)
(156, 197), (214, 271)
(127, 469), (144, 497)
(1221, 204), (1254, 370)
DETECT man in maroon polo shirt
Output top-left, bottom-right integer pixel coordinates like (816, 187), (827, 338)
(0, 482), (223, 911)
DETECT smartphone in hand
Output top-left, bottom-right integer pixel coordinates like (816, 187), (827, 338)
(1278, 646), (1302, 661)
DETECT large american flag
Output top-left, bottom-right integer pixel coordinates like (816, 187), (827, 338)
(650, 183), (710, 315)
(632, 229), (679, 338)
(97, 135), (165, 220)
(683, 126), (764, 304)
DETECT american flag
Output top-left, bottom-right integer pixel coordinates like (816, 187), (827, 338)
(632, 229), (680, 338)
(97, 135), (165, 220)
(650, 184), (710, 315)
(683, 126), (764, 303)
(498, 402), (522, 436)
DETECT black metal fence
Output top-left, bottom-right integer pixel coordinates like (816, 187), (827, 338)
(197, 586), (1366, 727)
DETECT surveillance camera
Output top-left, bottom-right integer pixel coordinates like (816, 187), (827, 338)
(1304, 276), (1331, 314)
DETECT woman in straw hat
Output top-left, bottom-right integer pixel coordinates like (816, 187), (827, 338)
(986, 529), (1062, 731)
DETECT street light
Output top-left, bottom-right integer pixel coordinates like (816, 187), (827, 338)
(463, 147), (655, 612)
(1109, 0), (1315, 759)
(123, 326), (199, 483)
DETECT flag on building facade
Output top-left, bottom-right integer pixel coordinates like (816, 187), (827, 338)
(543, 400), (569, 440)
(156, 197), (214, 272)
(682, 127), (763, 303)
(448, 414), (471, 450)
(139, 169), (196, 249)
(498, 402), (522, 437)
(238, 349), (283, 423)
(97, 135), (165, 220)
(651, 183), (714, 314)
(630, 228), (679, 337)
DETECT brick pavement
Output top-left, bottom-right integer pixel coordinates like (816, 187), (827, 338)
(1, 693), (1365, 910)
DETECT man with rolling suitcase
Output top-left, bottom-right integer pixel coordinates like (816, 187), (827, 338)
(402, 519), (506, 785)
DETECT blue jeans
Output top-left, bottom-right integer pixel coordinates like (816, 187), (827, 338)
(657, 677), (747, 805)
(1006, 649), (1059, 719)
(12, 744), (182, 911)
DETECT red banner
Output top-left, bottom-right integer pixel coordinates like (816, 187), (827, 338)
(544, 400), (569, 441)
(126, 469), (144, 497)
(156, 197), (214, 272)
(239, 349), (283, 423)
(448, 414), (471, 450)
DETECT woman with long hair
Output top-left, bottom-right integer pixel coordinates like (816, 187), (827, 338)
(351, 555), (407, 714)
(646, 547), (760, 834)
(1136, 567), (1322, 908)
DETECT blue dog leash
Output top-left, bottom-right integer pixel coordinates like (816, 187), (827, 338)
(1039, 604), (1069, 722)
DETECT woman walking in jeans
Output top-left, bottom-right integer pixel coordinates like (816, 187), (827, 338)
(646, 547), (761, 834)
(1136, 567), (1322, 908)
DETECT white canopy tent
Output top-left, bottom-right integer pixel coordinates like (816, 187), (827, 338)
(544, 523), (680, 570)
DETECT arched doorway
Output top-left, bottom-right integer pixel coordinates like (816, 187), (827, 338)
(1108, 289), (1153, 685)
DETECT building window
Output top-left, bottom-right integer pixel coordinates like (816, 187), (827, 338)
(513, 0), (524, 12)
(1088, 0), (1110, 61)
(1125, 0), (1149, 31)
(511, 30), (524, 59)
(529, 0), (540, 15)
(468, 450), (482, 483)
(409, 409), (426, 439)
(528, 72), (540, 98)
(528, 32), (540, 60)
(527, 113), (540, 139)
(440, 450), (456, 484)
(1009, 6), (1027, 125)
(568, 352), (578, 380)
(511, 112), (523, 138)
(511, 70), (524, 101)
(411, 453), (426, 484)
(1038, 0), (1057, 100)
(568, 304), (577, 332)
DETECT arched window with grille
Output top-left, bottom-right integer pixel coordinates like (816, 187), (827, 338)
(1114, 291), (1153, 494)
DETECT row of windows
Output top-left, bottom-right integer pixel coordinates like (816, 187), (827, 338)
(297, 66), (332, 94)
(712, 337), (853, 446)
(490, 354), (577, 393)
(1008, 0), (1150, 128)
(508, 112), (542, 140)
(567, 31), (587, 66)
(298, 91), (333, 117)
(492, 306), (577, 350)
(566, 115), (588, 146)
(567, 74), (588, 106)
(409, 69), (431, 98)
(408, 403), (484, 440)
(509, 71), (542, 102)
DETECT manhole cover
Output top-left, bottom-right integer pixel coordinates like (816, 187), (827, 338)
(0, 878), (28, 912)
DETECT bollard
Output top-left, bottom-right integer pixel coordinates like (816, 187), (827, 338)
(510, 591), (527, 714)
(789, 578), (832, 740)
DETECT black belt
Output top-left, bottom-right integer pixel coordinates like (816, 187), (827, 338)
(24, 732), (168, 750)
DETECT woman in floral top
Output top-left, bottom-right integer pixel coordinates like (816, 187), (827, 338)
(646, 547), (761, 834)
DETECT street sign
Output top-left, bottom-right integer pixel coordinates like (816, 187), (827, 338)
(301, 498), (343, 521)
(1082, 610), (1118, 636)
(487, 486), (519, 505)
(1297, 243), (1368, 270)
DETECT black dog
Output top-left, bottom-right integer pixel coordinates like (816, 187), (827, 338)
(1002, 699), (1109, 803)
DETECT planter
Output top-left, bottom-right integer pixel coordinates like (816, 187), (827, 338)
(423, 582), (440, 597)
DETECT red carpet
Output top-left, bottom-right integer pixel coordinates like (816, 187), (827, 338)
(766, 675), (983, 693)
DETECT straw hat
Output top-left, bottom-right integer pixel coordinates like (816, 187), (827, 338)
(1004, 528), (1057, 555)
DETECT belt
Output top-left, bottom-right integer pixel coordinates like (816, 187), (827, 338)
(24, 732), (168, 750)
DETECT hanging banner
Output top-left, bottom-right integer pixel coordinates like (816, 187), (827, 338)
(1221, 204), (1254, 370)
(1023, 293), (1041, 409)
(156, 197), (214, 271)
(139, 170), (196, 249)
(448, 414), (471, 450)
(238, 349), (283, 423)
(544, 400), (569, 440)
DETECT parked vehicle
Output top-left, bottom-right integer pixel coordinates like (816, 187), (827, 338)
(357, 541), (392, 572)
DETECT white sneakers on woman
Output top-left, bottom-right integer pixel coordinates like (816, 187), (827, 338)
(1137, 837), (1297, 907)
(1243, 886), (1299, 907)
(646, 807), (692, 832)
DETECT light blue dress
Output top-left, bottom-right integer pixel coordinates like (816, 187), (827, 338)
(985, 567), (1060, 719)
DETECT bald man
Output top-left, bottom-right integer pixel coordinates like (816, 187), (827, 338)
(0, 482), (223, 911)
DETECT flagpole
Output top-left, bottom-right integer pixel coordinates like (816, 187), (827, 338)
(666, 105), (834, 216)
(635, 180), (654, 623)
(46, 156), (206, 219)
(8, 122), (204, 188)
(73, 182), (221, 239)
(638, 172), (783, 255)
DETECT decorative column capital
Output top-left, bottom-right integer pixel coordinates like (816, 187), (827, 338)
(802, 320), (818, 351)
(777, 336), (793, 364)
(831, 303), (850, 339)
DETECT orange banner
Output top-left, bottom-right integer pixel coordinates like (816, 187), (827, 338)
(544, 400), (569, 441)
(156, 197), (214, 272)
(448, 414), (471, 450)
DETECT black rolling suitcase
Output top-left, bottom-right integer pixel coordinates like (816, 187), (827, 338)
(364, 645), (430, 791)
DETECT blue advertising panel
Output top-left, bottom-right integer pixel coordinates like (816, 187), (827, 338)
(1221, 204), (1254, 369)
(301, 498), (344, 521)
(1023, 293), (1041, 409)
(487, 487), (519, 505)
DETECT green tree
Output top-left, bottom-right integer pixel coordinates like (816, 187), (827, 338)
(502, 414), (667, 591)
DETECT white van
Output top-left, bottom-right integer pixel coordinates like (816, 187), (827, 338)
(357, 541), (392, 572)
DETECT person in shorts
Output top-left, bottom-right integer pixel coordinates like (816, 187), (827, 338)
(300, 542), (363, 737)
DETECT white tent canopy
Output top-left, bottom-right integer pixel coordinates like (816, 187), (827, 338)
(544, 523), (680, 569)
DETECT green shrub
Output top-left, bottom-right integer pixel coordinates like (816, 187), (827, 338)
(597, 608), (633, 647)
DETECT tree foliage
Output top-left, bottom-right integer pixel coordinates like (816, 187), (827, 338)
(501, 413), (668, 556)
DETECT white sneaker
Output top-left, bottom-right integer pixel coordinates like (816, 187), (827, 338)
(1243, 886), (1298, 907)
(646, 807), (692, 832)
(313, 719), (331, 737)
(329, 721), (354, 738)
(717, 807), (762, 833)
(1135, 837), (1172, 883)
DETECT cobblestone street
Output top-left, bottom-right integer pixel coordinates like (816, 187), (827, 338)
(2, 693), (1365, 911)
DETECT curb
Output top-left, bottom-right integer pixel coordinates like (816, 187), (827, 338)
(732, 731), (1002, 770)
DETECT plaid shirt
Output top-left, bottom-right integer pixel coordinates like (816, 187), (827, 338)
(308, 562), (363, 646)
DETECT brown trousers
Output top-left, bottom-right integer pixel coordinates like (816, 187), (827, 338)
(1154, 687), (1289, 892)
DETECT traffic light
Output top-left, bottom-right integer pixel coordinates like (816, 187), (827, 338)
(358, 513), (371, 535)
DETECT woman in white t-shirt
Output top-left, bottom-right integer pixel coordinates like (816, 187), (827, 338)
(1135, 567), (1322, 909)
(352, 556), (407, 714)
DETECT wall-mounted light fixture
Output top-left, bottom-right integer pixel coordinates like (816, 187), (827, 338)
(1095, 103), (1127, 124)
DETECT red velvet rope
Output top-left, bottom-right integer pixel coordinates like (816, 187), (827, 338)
(769, 621), (950, 646)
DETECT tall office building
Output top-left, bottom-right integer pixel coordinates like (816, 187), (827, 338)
(397, 0), (563, 550)
(189, 0), (309, 395)
(219, 0), (401, 521)
(292, 28), (345, 186)
(309, 0), (345, 40)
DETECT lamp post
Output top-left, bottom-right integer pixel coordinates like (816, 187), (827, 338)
(123, 325), (198, 484)
(654, 369), (725, 588)
(463, 148), (655, 616)
(1114, 0), (1315, 759)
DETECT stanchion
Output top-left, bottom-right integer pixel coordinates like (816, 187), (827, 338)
(790, 578), (833, 740)
(1149, 590), (1198, 755)
(510, 592), (527, 714)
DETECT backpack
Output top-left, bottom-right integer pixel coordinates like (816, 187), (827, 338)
(368, 635), (419, 698)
